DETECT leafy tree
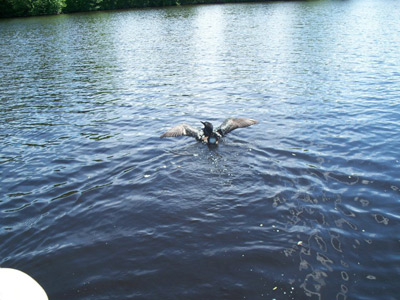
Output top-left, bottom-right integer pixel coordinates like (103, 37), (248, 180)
(0, 0), (15, 17)
(0, 0), (65, 17)
(10, 0), (32, 16)
(30, 0), (65, 15)
(63, 0), (102, 12)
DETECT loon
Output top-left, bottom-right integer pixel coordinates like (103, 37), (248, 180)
(160, 118), (258, 145)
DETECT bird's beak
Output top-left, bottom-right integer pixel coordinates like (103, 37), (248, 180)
(200, 121), (205, 126)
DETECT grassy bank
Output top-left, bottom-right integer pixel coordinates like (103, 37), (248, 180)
(0, 0), (278, 18)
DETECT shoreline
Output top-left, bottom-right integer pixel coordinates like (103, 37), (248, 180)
(0, 0), (304, 19)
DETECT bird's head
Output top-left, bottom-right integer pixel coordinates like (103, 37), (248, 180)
(201, 121), (213, 136)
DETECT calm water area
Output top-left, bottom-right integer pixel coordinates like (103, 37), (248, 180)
(1, 0), (399, 299)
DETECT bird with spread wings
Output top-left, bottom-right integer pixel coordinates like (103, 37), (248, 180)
(160, 118), (258, 145)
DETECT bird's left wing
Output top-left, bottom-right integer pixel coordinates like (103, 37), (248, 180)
(216, 118), (258, 136)
(160, 124), (200, 139)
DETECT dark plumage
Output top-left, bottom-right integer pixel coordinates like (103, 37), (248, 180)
(160, 118), (258, 145)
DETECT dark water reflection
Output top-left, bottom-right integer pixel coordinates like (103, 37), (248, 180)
(1, 0), (400, 299)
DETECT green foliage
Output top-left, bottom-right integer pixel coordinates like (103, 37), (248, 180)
(11, 0), (32, 16)
(0, 0), (15, 17)
(0, 0), (65, 17)
(63, 0), (101, 12)
(30, 0), (66, 15)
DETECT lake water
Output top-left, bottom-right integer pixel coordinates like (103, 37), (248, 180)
(1, 0), (399, 299)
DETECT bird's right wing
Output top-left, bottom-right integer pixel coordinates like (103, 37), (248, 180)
(217, 118), (258, 136)
(160, 124), (200, 139)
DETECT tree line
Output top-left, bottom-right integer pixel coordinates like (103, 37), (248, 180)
(0, 0), (236, 17)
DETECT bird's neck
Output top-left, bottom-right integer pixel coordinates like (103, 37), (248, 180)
(203, 128), (213, 136)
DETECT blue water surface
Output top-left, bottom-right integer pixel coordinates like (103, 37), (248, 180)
(1, 0), (399, 299)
